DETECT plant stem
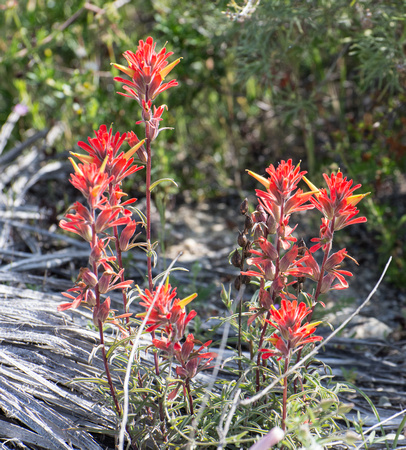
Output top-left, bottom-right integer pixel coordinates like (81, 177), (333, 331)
(237, 294), (243, 376)
(256, 202), (283, 391)
(142, 89), (166, 441)
(256, 310), (270, 392)
(113, 225), (130, 328)
(145, 128), (153, 292)
(282, 355), (289, 432)
(98, 317), (122, 416)
(186, 379), (194, 415)
(91, 220), (122, 417)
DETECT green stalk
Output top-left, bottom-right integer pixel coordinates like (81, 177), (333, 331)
(282, 355), (290, 432)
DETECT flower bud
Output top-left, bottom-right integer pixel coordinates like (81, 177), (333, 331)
(244, 214), (254, 233)
(98, 270), (114, 294)
(86, 289), (96, 307)
(240, 198), (249, 215)
(266, 215), (277, 235)
(92, 297), (111, 327)
(255, 204), (267, 223)
(243, 241), (252, 258)
(234, 275), (241, 290)
(259, 289), (273, 309)
(119, 220), (137, 252)
(79, 268), (98, 288)
(237, 231), (248, 248)
(231, 249), (242, 268)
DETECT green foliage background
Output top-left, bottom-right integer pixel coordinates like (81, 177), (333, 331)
(1, 0), (406, 285)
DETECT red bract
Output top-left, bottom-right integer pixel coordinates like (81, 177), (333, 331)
(98, 269), (133, 294)
(69, 161), (111, 210)
(248, 159), (315, 220)
(306, 248), (354, 292)
(60, 201), (93, 242)
(76, 125), (144, 185)
(59, 268), (98, 311)
(113, 37), (180, 103)
(173, 334), (216, 379)
(77, 124), (127, 165)
(303, 171), (368, 231)
(260, 299), (322, 360)
(126, 131), (147, 162)
(153, 333), (216, 401)
(59, 282), (96, 311)
(138, 282), (197, 340)
(119, 219), (138, 252)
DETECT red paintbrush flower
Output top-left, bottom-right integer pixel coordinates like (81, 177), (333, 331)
(248, 159), (315, 220)
(60, 201), (93, 242)
(113, 37), (180, 104)
(75, 125), (144, 185)
(77, 124), (127, 165)
(137, 281), (197, 341)
(69, 160), (111, 210)
(303, 171), (369, 232)
(153, 333), (216, 401)
(260, 299), (322, 360)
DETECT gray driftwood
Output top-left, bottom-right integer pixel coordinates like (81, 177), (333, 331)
(0, 283), (117, 449)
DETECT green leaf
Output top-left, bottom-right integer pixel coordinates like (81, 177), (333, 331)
(149, 178), (178, 192)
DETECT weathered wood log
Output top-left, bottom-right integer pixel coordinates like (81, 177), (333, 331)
(0, 283), (117, 449)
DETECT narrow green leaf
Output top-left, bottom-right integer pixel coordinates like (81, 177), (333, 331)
(149, 178), (178, 192)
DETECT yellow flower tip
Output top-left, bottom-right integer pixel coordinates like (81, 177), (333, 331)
(302, 176), (320, 196)
(136, 312), (147, 318)
(346, 192), (370, 206)
(309, 320), (322, 327)
(90, 185), (101, 198)
(68, 157), (84, 176)
(298, 190), (320, 199)
(124, 138), (146, 161)
(99, 155), (108, 174)
(69, 152), (94, 165)
(246, 170), (270, 189)
(159, 57), (182, 80)
(178, 293), (198, 309)
(111, 63), (136, 78)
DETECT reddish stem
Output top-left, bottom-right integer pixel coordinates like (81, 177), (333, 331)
(142, 88), (166, 439)
(185, 379), (194, 415)
(256, 310), (270, 392)
(98, 317), (122, 415)
(90, 220), (121, 417)
(113, 225), (130, 328)
(282, 355), (289, 432)
(145, 130), (153, 292)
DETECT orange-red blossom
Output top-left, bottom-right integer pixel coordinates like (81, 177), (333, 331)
(260, 299), (322, 360)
